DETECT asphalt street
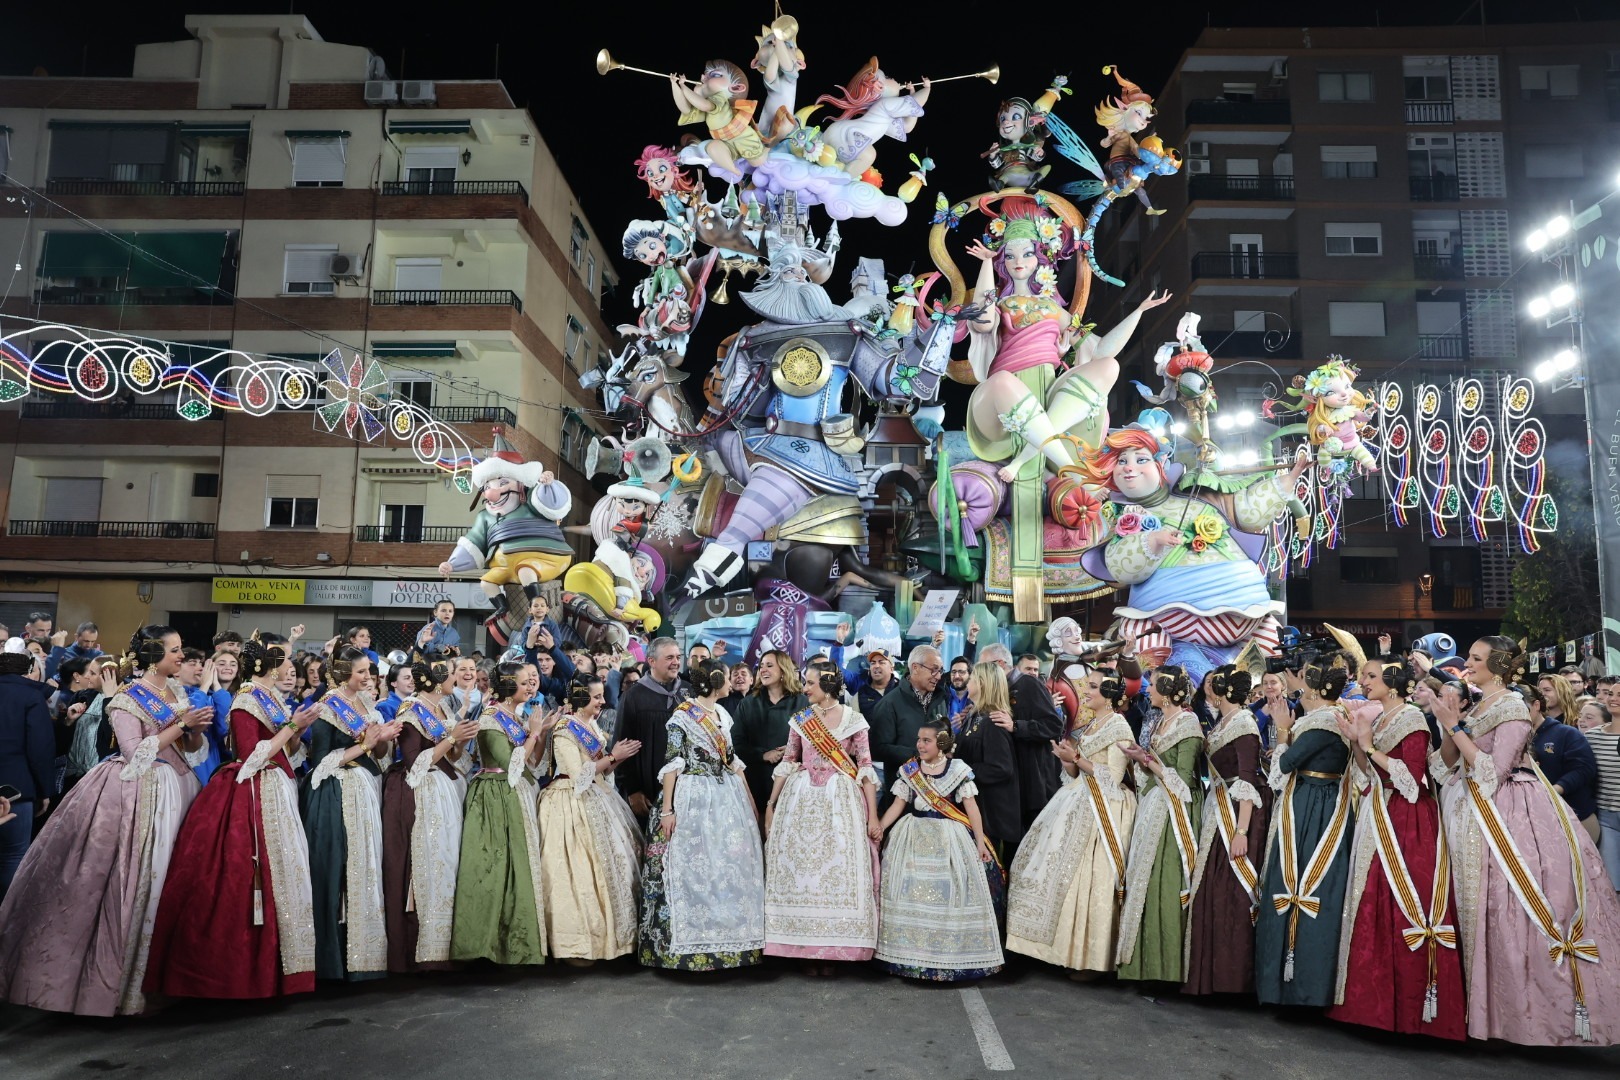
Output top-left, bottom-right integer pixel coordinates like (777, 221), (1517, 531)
(5, 959), (1620, 1079)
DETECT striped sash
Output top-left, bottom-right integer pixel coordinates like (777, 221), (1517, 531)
(1164, 786), (1199, 908)
(1466, 762), (1600, 1041)
(1212, 779), (1262, 919)
(1273, 768), (1353, 981)
(793, 709), (858, 782)
(1082, 772), (1129, 905)
(1366, 779), (1456, 1022)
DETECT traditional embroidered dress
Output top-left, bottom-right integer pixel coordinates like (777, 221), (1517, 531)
(301, 692), (389, 981)
(1328, 702), (1465, 1038)
(1255, 705), (1354, 1007)
(381, 694), (467, 973)
(763, 705), (880, 960)
(639, 701), (765, 970)
(875, 757), (1004, 981)
(450, 703), (546, 965)
(1183, 709), (1270, 995)
(0, 679), (204, 1015)
(1117, 707), (1204, 982)
(537, 713), (643, 961)
(145, 685), (314, 1000)
(1006, 712), (1137, 972)
(1434, 692), (1620, 1045)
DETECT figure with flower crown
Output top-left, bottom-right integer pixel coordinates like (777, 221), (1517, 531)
(1072, 412), (1314, 683)
(1266, 358), (1379, 475)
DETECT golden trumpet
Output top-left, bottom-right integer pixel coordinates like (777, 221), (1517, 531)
(595, 49), (702, 88)
(925, 64), (1000, 87)
(769, 14), (799, 41)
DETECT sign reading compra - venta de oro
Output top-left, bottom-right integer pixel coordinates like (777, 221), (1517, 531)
(211, 577), (492, 610)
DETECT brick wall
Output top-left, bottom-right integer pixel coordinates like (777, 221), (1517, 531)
(0, 535), (215, 562)
(217, 529), (346, 566)
(48, 195), (245, 221)
(244, 188), (375, 220)
(286, 81), (514, 110)
(17, 417), (226, 447)
(376, 192), (525, 223)
(0, 78), (198, 109)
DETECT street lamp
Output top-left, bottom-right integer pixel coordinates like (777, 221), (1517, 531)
(1532, 347), (1581, 385)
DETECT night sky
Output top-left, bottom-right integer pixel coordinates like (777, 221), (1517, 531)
(0, 1), (1603, 388)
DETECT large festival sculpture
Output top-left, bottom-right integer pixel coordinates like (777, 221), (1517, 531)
(0, 18), (1558, 670)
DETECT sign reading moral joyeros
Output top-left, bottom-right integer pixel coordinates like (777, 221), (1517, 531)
(210, 577), (493, 609)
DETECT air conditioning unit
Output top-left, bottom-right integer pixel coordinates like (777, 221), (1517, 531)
(1270, 59), (1289, 81)
(1187, 140), (1211, 159)
(364, 80), (399, 105)
(1187, 158), (1212, 174)
(329, 253), (362, 279)
(401, 80), (437, 105)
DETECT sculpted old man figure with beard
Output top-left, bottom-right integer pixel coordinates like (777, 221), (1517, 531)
(681, 229), (958, 598)
(440, 429), (573, 641)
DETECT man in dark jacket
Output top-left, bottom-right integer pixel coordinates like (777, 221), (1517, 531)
(614, 637), (687, 824)
(1532, 706), (1600, 837)
(980, 642), (1064, 849)
(869, 645), (947, 804)
(0, 652), (55, 900)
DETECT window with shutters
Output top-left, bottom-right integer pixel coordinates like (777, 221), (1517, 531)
(1520, 64), (1580, 99)
(1328, 302), (1386, 337)
(565, 315), (586, 369)
(393, 257), (443, 292)
(1319, 72), (1373, 102)
(291, 138), (345, 187)
(41, 477), (103, 521)
(265, 475), (319, 529)
(283, 244), (336, 295)
(1403, 57), (1451, 101)
(48, 124), (174, 182)
(569, 217), (588, 268)
(1325, 222), (1382, 256)
(1321, 145), (1377, 179)
(400, 146), (458, 193)
(1524, 145), (1585, 179)
(191, 472), (219, 498)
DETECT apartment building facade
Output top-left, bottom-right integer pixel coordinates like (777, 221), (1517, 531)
(1086, 21), (1617, 646)
(0, 14), (616, 648)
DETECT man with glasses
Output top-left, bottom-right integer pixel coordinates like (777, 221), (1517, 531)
(869, 644), (947, 803)
(981, 642), (1063, 851)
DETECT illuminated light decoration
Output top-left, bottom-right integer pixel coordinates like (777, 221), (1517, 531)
(318, 351), (388, 441)
(0, 323), (481, 484)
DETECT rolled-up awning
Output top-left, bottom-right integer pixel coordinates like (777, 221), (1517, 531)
(371, 341), (457, 357)
(388, 120), (472, 135)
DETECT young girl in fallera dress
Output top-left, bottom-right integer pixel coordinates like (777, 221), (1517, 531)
(874, 724), (1004, 981)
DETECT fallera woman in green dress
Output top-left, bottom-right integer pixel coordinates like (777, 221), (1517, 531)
(302, 646), (401, 982)
(1117, 665), (1204, 984)
(450, 661), (556, 966)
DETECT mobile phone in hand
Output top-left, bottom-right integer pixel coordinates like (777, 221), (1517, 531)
(0, 784), (22, 802)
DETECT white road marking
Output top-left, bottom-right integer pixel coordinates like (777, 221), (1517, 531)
(959, 987), (1015, 1071)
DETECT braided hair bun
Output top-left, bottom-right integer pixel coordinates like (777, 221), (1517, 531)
(1378, 660), (1414, 697)
(814, 668), (844, 699)
(1152, 665), (1194, 706)
(492, 660), (526, 702)
(329, 645), (370, 687)
(695, 658), (728, 697)
(1477, 635), (1530, 685)
(410, 653), (453, 691)
(240, 639), (288, 679)
(1094, 670), (1128, 711)
(1301, 652), (1350, 701)
(1209, 665), (1252, 705)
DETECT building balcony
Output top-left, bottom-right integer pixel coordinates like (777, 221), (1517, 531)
(354, 524), (465, 544)
(372, 289), (523, 313)
(428, 405), (518, 427)
(1185, 99), (1291, 125)
(7, 519), (215, 539)
(1188, 174), (1295, 201)
(44, 179), (245, 197)
(1212, 330), (1303, 359)
(20, 401), (222, 421)
(1413, 253), (1465, 280)
(1418, 334), (1467, 359)
(1409, 175), (1459, 201)
(1189, 252), (1299, 281)
(380, 180), (529, 203)
(1404, 100), (1455, 124)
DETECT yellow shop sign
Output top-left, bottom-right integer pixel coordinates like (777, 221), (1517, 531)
(210, 577), (307, 605)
